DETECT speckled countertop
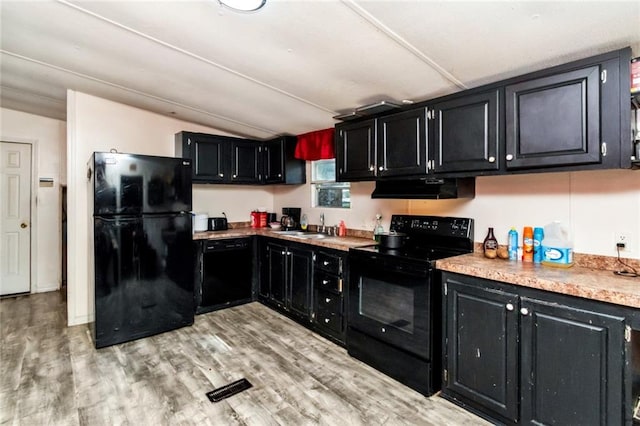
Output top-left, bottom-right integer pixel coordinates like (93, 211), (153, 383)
(437, 252), (640, 309)
(193, 228), (375, 252)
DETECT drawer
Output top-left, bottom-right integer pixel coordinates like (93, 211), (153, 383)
(315, 270), (342, 293)
(316, 290), (342, 314)
(314, 252), (341, 275)
(316, 309), (343, 334)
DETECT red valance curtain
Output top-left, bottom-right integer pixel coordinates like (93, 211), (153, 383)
(294, 128), (335, 161)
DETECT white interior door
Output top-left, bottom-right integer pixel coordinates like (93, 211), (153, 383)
(0, 142), (32, 295)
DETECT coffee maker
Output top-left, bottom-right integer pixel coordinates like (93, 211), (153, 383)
(281, 207), (301, 231)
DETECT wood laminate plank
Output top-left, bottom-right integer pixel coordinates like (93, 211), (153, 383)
(0, 292), (487, 425)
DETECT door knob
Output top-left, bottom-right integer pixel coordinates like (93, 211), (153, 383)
(20, 222), (28, 229)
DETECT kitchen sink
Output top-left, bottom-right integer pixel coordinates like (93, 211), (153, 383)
(271, 230), (331, 239)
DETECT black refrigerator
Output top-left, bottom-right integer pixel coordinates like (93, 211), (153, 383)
(88, 152), (194, 348)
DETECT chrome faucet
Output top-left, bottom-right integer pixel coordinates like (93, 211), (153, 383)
(319, 213), (325, 234)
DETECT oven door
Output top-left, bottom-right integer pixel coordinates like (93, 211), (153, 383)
(348, 251), (432, 359)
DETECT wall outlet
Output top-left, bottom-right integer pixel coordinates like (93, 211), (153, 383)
(614, 232), (629, 248)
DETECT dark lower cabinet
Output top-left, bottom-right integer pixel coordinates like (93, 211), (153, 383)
(442, 273), (629, 425)
(520, 297), (625, 425)
(262, 240), (312, 321)
(312, 250), (346, 344)
(445, 279), (519, 423)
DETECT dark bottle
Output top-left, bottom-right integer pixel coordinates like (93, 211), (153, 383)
(483, 227), (498, 258)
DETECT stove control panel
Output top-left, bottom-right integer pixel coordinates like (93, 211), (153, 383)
(390, 215), (473, 239)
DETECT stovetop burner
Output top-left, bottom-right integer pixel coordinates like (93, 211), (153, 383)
(351, 215), (474, 263)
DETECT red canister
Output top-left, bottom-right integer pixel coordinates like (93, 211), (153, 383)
(250, 211), (259, 228)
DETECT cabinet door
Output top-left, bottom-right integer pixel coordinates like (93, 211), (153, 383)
(520, 297), (625, 425)
(190, 135), (227, 182)
(432, 91), (500, 173)
(230, 140), (260, 184)
(267, 243), (287, 306)
(288, 248), (312, 320)
(505, 65), (601, 169)
(335, 119), (377, 181)
(263, 139), (284, 184)
(445, 278), (519, 423)
(377, 108), (428, 177)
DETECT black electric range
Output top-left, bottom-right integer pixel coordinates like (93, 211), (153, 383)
(347, 215), (474, 396)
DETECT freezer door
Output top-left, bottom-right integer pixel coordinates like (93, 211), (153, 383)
(93, 213), (194, 348)
(91, 152), (192, 215)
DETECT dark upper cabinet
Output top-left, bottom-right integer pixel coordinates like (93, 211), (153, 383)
(335, 119), (377, 181)
(263, 138), (284, 184)
(230, 139), (261, 184)
(176, 132), (305, 185)
(520, 297), (625, 425)
(334, 47), (630, 179)
(442, 272), (629, 425)
(445, 278), (519, 423)
(432, 90), (500, 173)
(263, 136), (305, 185)
(377, 108), (428, 177)
(505, 65), (602, 169)
(175, 132), (227, 182)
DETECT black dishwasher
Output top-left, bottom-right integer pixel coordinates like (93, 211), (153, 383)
(197, 237), (253, 314)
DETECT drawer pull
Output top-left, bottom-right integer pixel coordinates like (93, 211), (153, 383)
(324, 318), (330, 324)
(323, 261), (330, 266)
(325, 297), (331, 303)
(520, 307), (529, 316)
(322, 279), (329, 285)
(506, 303), (514, 311)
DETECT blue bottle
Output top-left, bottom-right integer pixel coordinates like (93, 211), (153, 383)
(508, 228), (518, 261)
(533, 227), (544, 264)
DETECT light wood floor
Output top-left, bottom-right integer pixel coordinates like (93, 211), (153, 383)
(0, 291), (488, 425)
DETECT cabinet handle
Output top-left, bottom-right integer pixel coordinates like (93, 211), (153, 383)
(378, 166), (384, 171)
(322, 279), (329, 285)
(324, 318), (330, 324)
(506, 303), (514, 311)
(338, 278), (343, 293)
(219, 173), (224, 177)
(278, 173), (282, 178)
(281, 251), (286, 255)
(520, 307), (529, 316)
(381, 327), (386, 333)
(323, 261), (330, 266)
(369, 165), (375, 171)
(488, 156), (496, 163)
(232, 174), (237, 178)
(506, 154), (514, 161)
(325, 297), (331, 303)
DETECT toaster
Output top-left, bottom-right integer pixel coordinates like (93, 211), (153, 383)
(208, 217), (228, 231)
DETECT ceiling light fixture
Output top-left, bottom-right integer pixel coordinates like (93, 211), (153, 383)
(218, 0), (266, 12)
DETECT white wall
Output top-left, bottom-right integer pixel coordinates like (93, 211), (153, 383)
(273, 162), (407, 231)
(1, 108), (66, 293)
(66, 91), (273, 326)
(409, 170), (640, 259)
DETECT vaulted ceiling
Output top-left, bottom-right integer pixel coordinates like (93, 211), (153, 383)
(2, 1), (639, 139)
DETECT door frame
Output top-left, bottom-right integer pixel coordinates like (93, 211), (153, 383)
(0, 137), (39, 294)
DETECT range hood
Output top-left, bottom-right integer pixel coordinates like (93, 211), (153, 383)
(371, 177), (475, 199)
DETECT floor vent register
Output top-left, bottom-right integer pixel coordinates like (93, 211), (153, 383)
(206, 378), (253, 403)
